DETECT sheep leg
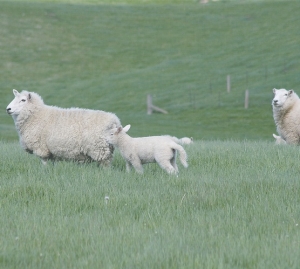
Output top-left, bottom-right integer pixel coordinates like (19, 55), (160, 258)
(130, 160), (144, 174)
(41, 158), (48, 165)
(125, 161), (132, 172)
(34, 148), (51, 165)
(157, 160), (177, 175)
(170, 152), (178, 173)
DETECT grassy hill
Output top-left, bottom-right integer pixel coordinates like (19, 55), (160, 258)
(1, 0), (300, 142)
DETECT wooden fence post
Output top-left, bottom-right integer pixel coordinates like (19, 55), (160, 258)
(147, 94), (168, 115)
(147, 94), (153, 115)
(244, 89), (249, 109)
(227, 75), (231, 93)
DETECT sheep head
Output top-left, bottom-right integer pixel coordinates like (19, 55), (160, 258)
(6, 89), (32, 117)
(272, 88), (294, 108)
(107, 124), (131, 145)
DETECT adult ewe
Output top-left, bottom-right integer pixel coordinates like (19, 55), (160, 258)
(272, 88), (300, 145)
(107, 125), (188, 175)
(6, 89), (121, 165)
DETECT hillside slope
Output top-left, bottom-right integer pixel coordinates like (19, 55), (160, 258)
(1, 1), (299, 141)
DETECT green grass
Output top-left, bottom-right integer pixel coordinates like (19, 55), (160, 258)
(1, 140), (300, 268)
(1, 1), (300, 267)
(1, 1), (300, 141)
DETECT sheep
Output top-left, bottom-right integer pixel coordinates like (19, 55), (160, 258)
(272, 134), (287, 145)
(179, 137), (193, 145)
(165, 135), (194, 145)
(6, 89), (121, 166)
(106, 125), (188, 175)
(272, 88), (300, 145)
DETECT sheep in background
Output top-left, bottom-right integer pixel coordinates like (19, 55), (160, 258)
(6, 89), (121, 166)
(107, 125), (188, 175)
(272, 134), (287, 145)
(180, 137), (193, 145)
(165, 135), (193, 145)
(272, 88), (300, 145)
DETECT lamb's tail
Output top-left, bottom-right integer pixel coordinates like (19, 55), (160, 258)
(172, 143), (188, 168)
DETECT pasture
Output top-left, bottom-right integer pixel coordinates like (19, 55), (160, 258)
(1, 0), (300, 141)
(1, 0), (300, 268)
(1, 140), (300, 268)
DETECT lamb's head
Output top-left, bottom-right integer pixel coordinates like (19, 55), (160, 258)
(6, 89), (32, 117)
(272, 88), (295, 108)
(107, 124), (131, 145)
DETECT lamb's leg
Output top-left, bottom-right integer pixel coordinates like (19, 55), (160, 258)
(131, 160), (144, 174)
(158, 160), (177, 175)
(125, 161), (132, 172)
(170, 151), (178, 173)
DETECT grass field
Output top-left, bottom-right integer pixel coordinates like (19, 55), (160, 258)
(1, 140), (300, 268)
(1, 1), (300, 268)
(1, 0), (300, 141)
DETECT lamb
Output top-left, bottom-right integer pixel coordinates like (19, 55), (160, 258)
(272, 88), (300, 145)
(165, 135), (194, 145)
(6, 89), (121, 165)
(106, 125), (188, 174)
(272, 134), (286, 145)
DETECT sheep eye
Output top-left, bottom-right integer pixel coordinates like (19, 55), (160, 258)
(21, 99), (26, 102)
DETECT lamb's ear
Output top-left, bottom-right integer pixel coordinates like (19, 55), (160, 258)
(273, 134), (278, 139)
(288, 90), (294, 96)
(123, 125), (131, 133)
(273, 88), (277, 94)
(116, 126), (123, 134)
(13, 89), (19, 96)
(28, 93), (32, 100)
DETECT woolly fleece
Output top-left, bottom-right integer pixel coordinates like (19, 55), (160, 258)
(272, 88), (300, 145)
(6, 89), (121, 165)
(107, 124), (188, 174)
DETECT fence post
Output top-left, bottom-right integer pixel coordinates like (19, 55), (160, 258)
(244, 89), (249, 109)
(147, 94), (168, 115)
(147, 94), (153, 115)
(227, 75), (230, 93)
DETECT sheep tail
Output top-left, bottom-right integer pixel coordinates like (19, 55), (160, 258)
(172, 143), (188, 168)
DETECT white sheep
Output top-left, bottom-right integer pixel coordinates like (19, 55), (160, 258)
(107, 125), (188, 175)
(165, 135), (194, 145)
(6, 89), (121, 165)
(272, 88), (300, 145)
(272, 134), (287, 145)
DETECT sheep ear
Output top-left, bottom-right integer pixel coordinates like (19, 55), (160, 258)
(288, 90), (294, 95)
(273, 88), (277, 94)
(13, 89), (19, 96)
(28, 93), (31, 100)
(116, 126), (122, 134)
(123, 125), (131, 133)
(273, 134), (278, 139)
